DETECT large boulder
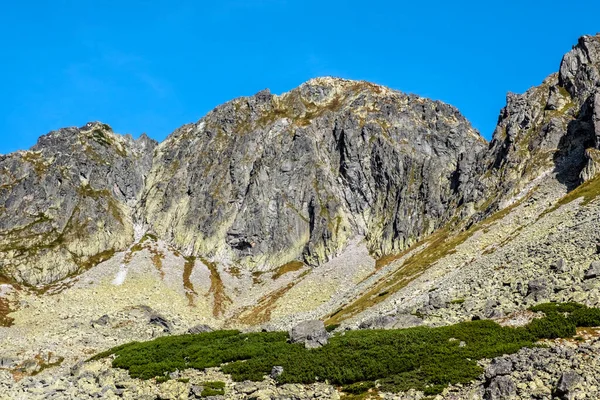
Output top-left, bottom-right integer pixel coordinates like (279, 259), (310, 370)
(485, 358), (513, 379)
(289, 320), (328, 349)
(526, 278), (550, 301)
(358, 315), (397, 330)
(485, 376), (517, 400)
(584, 261), (600, 280)
(187, 324), (213, 334)
(555, 371), (582, 400)
(148, 312), (172, 333)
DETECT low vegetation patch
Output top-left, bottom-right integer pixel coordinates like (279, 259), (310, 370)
(92, 303), (600, 395)
(201, 381), (225, 396)
(272, 261), (305, 280)
(530, 302), (600, 329)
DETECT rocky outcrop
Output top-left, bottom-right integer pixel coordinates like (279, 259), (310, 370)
(0, 122), (156, 286)
(139, 78), (485, 272)
(476, 34), (600, 215)
(288, 320), (328, 348)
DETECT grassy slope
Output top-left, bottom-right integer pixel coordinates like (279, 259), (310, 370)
(326, 198), (526, 325)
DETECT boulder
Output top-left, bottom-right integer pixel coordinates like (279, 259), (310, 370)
(551, 259), (568, 273)
(484, 299), (501, 318)
(148, 313), (172, 332)
(391, 314), (424, 329)
(526, 278), (549, 301)
(270, 366), (284, 379)
(189, 385), (204, 398)
(187, 324), (213, 334)
(235, 381), (258, 395)
(555, 371), (582, 399)
(358, 315), (396, 330)
(0, 357), (17, 369)
(584, 261), (600, 279)
(289, 320), (328, 349)
(485, 375), (516, 400)
(428, 293), (447, 309)
(485, 358), (513, 379)
(91, 314), (110, 327)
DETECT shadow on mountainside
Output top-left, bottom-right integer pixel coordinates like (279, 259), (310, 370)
(553, 96), (597, 191)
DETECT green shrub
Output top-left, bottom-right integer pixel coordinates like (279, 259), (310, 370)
(530, 302), (600, 329)
(568, 307), (600, 327)
(326, 324), (340, 333)
(201, 381), (225, 396)
(92, 303), (600, 396)
(526, 312), (575, 339)
(530, 302), (587, 314)
(342, 381), (375, 394)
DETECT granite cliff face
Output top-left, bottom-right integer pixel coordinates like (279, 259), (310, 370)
(0, 123), (156, 286)
(0, 80), (489, 286)
(474, 35), (600, 211)
(139, 78), (486, 272)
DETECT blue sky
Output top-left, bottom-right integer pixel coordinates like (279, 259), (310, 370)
(1, 0), (599, 154)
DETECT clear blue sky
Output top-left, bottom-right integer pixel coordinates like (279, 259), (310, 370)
(1, 0), (599, 154)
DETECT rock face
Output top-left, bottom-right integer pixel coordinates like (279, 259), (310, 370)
(289, 320), (329, 348)
(139, 78), (485, 272)
(0, 122), (156, 286)
(449, 34), (600, 226)
(3, 34), (600, 291)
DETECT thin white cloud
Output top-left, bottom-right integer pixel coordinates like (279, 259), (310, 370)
(65, 44), (174, 99)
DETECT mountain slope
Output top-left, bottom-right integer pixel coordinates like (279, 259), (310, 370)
(0, 123), (156, 286)
(140, 77), (486, 273)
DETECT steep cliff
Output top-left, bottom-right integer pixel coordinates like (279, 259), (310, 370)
(0, 122), (156, 286)
(139, 78), (485, 272)
(472, 34), (600, 214)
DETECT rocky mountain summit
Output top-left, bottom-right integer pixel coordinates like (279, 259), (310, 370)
(2, 34), (600, 399)
(0, 123), (156, 286)
(140, 77), (486, 272)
